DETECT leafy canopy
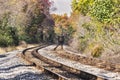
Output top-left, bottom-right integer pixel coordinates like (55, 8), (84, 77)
(72, 0), (120, 24)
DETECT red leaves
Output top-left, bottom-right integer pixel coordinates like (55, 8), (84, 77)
(43, 0), (54, 7)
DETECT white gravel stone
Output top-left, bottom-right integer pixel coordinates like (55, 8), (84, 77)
(38, 45), (120, 80)
(0, 50), (56, 80)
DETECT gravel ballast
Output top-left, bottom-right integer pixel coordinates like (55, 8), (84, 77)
(38, 45), (120, 80)
(0, 50), (56, 80)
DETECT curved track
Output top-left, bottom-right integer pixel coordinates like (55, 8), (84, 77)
(21, 45), (83, 80)
(21, 45), (115, 80)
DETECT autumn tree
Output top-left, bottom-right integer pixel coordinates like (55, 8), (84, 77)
(71, 0), (120, 58)
(52, 14), (75, 44)
(0, 0), (54, 47)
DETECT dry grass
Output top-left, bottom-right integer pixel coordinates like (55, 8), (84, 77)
(0, 47), (6, 54)
(0, 44), (39, 54)
(91, 44), (103, 57)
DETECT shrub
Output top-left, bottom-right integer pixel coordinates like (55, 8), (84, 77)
(91, 44), (103, 57)
(78, 37), (88, 52)
(0, 34), (13, 47)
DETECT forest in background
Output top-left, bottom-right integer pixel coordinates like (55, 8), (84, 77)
(70, 0), (120, 62)
(0, 0), (54, 47)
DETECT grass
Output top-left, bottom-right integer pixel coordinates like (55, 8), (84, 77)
(0, 44), (39, 54)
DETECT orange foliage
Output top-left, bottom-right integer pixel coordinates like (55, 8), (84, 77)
(51, 14), (70, 29)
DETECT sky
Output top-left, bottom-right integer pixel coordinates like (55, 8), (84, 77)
(49, 0), (72, 16)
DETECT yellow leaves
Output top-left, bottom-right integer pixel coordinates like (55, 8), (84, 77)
(10, 0), (17, 5)
(54, 27), (62, 35)
(113, 0), (119, 3)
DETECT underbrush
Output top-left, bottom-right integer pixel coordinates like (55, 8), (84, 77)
(71, 15), (120, 59)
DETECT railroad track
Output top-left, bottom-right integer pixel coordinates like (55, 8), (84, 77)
(21, 44), (82, 80)
(53, 46), (120, 73)
(20, 45), (119, 80)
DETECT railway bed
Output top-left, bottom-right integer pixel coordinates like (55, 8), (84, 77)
(20, 45), (120, 80)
